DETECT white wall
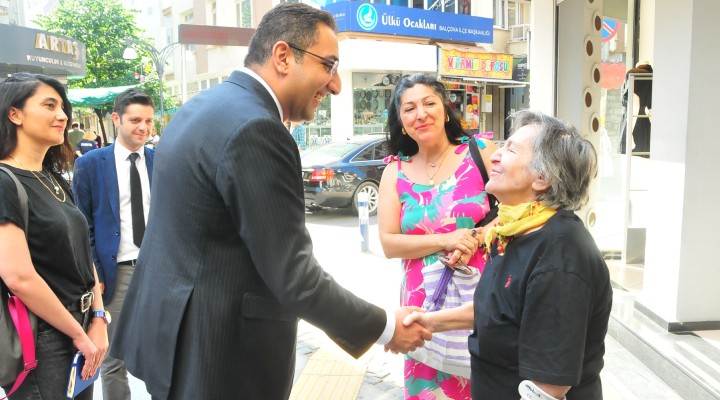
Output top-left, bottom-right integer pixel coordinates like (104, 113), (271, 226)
(638, 0), (720, 325)
(529, 0), (556, 113)
(637, 0), (654, 63)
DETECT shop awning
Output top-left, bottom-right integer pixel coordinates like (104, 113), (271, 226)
(67, 85), (137, 108)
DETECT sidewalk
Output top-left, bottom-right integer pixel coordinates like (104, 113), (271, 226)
(289, 212), (687, 400)
(11, 210), (687, 400)
(290, 294), (689, 400)
(291, 317), (686, 400)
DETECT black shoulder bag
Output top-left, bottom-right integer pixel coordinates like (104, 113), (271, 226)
(467, 139), (499, 227)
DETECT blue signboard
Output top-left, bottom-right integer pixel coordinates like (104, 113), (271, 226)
(323, 2), (493, 44)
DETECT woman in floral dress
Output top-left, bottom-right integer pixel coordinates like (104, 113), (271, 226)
(378, 74), (497, 399)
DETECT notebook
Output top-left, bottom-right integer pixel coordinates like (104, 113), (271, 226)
(66, 352), (100, 399)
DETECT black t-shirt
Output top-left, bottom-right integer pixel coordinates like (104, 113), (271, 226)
(0, 163), (95, 308)
(469, 209), (613, 400)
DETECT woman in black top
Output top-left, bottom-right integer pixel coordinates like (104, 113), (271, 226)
(0, 73), (108, 399)
(403, 110), (613, 400)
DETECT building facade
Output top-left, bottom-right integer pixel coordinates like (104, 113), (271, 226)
(531, 0), (720, 336)
(0, 0), (87, 83)
(148, 0), (530, 146)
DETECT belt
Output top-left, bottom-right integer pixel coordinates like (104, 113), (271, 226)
(118, 259), (137, 266)
(67, 291), (94, 313)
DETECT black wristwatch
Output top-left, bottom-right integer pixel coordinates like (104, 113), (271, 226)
(92, 309), (112, 325)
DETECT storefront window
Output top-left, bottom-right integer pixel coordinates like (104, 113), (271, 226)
(443, 82), (485, 135)
(596, 12), (636, 263)
(306, 95), (332, 149)
(352, 72), (400, 135)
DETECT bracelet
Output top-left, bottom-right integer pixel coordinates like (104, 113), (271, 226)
(518, 380), (566, 400)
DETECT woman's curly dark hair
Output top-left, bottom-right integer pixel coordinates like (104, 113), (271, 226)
(385, 73), (468, 156)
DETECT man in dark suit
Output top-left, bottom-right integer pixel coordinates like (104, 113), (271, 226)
(73, 88), (155, 400)
(109, 3), (430, 400)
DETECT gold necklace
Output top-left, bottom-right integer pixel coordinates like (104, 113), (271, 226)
(427, 148), (447, 167)
(424, 144), (453, 186)
(8, 155), (66, 202)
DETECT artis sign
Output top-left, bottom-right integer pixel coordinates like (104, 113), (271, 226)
(35, 32), (81, 60)
(0, 24), (86, 76)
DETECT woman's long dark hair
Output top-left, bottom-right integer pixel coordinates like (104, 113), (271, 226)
(0, 72), (74, 173)
(385, 73), (467, 156)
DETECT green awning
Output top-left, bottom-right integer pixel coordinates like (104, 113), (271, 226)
(67, 85), (137, 108)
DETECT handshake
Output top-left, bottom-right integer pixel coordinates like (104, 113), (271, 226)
(383, 306), (432, 354)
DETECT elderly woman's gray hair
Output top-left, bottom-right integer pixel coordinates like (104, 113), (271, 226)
(509, 110), (598, 211)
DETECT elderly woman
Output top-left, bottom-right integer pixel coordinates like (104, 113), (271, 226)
(404, 110), (613, 400)
(378, 73), (497, 399)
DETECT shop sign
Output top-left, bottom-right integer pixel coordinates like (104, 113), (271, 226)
(512, 56), (529, 82)
(439, 49), (513, 79)
(35, 33), (82, 60)
(0, 24), (86, 76)
(324, 2), (492, 44)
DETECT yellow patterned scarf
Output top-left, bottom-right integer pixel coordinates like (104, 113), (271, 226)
(483, 201), (557, 256)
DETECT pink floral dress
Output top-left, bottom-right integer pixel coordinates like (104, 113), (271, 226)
(394, 139), (491, 400)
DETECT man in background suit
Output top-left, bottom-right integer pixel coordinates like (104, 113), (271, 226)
(73, 88), (155, 400)
(109, 3), (430, 399)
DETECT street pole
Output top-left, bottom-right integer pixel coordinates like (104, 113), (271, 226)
(123, 39), (179, 131)
(358, 192), (370, 252)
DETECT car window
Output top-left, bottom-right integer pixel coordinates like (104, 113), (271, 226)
(373, 141), (390, 160)
(302, 142), (361, 165)
(354, 146), (374, 162)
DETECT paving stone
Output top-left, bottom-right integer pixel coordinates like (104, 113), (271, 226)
(363, 375), (381, 385)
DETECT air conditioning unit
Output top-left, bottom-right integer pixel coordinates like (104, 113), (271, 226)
(509, 24), (530, 42)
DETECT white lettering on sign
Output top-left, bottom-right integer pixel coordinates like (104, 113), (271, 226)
(381, 14), (401, 26)
(402, 18), (437, 30)
(34, 33), (80, 60)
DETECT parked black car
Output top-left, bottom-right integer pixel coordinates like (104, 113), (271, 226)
(302, 134), (389, 216)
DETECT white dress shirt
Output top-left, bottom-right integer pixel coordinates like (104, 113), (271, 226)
(114, 143), (151, 263)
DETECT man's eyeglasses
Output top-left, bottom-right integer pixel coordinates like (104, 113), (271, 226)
(287, 43), (339, 77)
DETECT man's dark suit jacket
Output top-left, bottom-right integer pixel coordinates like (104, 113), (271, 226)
(109, 71), (387, 399)
(72, 144), (154, 303)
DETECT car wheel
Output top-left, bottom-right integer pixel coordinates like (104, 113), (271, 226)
(352, 181), (380, 216)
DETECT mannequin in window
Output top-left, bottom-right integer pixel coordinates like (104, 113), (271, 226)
(619, 61), (653, 156)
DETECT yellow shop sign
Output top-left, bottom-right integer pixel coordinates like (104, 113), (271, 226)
(440, 49), (513, 80)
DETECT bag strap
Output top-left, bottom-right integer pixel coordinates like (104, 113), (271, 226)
(467, 139), (498, 227)
(0, 167), (28, 236)
(0, 167), (36, 399)
(3, 297), (37, 398)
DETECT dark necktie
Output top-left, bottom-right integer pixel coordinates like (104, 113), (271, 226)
(129, 153), (145, 247)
